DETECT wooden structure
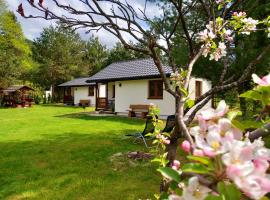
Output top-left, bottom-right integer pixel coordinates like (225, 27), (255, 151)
(127, 104), (151, 118)
(1, 85), (34, 108)
(79, 99), (91, 107)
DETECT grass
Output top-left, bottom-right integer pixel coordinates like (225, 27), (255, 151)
(0, 105), (160, 200)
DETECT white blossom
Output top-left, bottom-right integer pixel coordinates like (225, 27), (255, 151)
(241, 17), (259, 35)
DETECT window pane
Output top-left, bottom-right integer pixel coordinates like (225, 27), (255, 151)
(195, 81), (202, 98)
(149, 81), (155, 97)
(89, 86), (94, 96)
(112, 85), (115, 98)
(149, 80), (163, 99)
(157, 81), (163, 97)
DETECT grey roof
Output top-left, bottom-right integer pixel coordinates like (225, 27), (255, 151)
(87, 58), (173, 82)
(2, 85), (34, 92)
(58, 78), (95, 87)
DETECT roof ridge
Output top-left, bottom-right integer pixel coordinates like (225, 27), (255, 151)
(111, 58), (152, 65)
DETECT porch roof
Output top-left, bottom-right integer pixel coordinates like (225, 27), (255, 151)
(59, 78), (95, 87)
(2, 85), (34, 93)
(86, 58), (173, 83)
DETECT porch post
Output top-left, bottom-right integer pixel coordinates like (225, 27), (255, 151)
(63, 87), (66, 103)
(95, 82), (98, 111)
(106, 82), (108, 110)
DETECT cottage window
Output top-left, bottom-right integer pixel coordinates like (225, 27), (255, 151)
(112, 85), (115, 98)
(195, 80), (202, 99)
(148, 80), (163, 99)
(88, 86), (95, 96)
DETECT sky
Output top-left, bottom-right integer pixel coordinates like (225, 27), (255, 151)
(6, 0), (162, 48)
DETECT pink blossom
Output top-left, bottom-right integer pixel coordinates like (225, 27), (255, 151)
(203, 148), (217, 158)
(193, 149), (204, 157)
(181, 177), (212, 200)
(201, 43), (211, 58)
(197, 100), (228, 121)
(252, 73), (270, 86)
(172, 160), (181, 170)
(222, 139), (270, 199)
(253, 159), (269, 174)
(216, 0), (224, 4)
(209, 42), (227, 61)
(215, 118), (243, 141)
(226, 165), (242, 179)
(156, 133), (170, 145)
(234, 175), (270, 200)
(181, 140), (191, 153)
(197, 29), (216, 43)
(233, 12), (247, 18)
(193, 127), (230, 157)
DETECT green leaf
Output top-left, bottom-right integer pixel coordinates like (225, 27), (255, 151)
(232, 119), (264, 130)
(159, 192), (169, 200)
(205, 195), (223, 200)
(180, 86), (188, 97)
(217, 182), (241, 200)
(231, 119), (246, 131)
(260, 197), (270, 200)
(151, 158), (161, 163)
(182, 163), (209, 174)
(187, 155), (211, 166)
(185, 99), (195, 109)
(240, 90), (262, 101)
(227, 110), (242, 121)
(218, 4), (223, 11)
(157, 167), (181, 183)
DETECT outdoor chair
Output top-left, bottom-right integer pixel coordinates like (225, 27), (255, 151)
(162, 115), (176, 133)
(126, 116), (155, 148)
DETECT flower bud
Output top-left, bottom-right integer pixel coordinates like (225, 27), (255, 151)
(181, 140), (191, 153)
(173, 160), (180, 168)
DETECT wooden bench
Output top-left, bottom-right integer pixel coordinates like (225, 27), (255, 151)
(79, 100), (90, 107)
(127, 104), (151, 118)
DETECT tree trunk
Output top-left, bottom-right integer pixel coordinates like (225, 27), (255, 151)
(51, 83), (55, 103)
(160, 99), (184, 192)
(160, 127), (181, 192)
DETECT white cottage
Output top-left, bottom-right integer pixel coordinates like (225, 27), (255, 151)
(58, 77), (106, 106)
(83, 58), (212, 118)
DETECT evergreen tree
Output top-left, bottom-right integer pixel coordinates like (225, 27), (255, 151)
(31, 25), (85, 99)
(82, 36), (108, 76)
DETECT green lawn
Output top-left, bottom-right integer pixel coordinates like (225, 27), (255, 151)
(0, 105), (160, 200)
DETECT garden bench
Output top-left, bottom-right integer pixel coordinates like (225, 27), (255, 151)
(79, 99), (90, 107)
(127, 104), (151, 118)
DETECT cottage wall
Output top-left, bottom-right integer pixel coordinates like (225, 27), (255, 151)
(73, 86), (96, 106)
(114, 79), (176, 117)
(114, 78), (212, 118)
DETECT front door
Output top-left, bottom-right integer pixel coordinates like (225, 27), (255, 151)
(96, 83), (108, 110)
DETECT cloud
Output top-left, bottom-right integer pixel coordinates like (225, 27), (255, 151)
(5, 0), (161, 48)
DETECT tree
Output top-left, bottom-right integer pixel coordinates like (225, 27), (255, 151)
(0, 2), (32, 88)
(106, 42), (148, 65)
(19, 1), (270, 197)
(82, 36), (108, 76)
(31, 24), (85, 99)
(20, 0), (270, 159)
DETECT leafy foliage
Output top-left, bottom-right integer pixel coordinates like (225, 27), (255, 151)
(0, 3), (32, 88)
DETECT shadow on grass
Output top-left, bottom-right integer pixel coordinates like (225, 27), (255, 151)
(40, 104), (80, 108)
(55, 113), (145, 125)
(0, 132), (158, 200)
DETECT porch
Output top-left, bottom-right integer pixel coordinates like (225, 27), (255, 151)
(63, 86), (74, 105)
(95, 82), (115, 112)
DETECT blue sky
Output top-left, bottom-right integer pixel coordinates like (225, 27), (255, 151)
(6, 0), (161, 48)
